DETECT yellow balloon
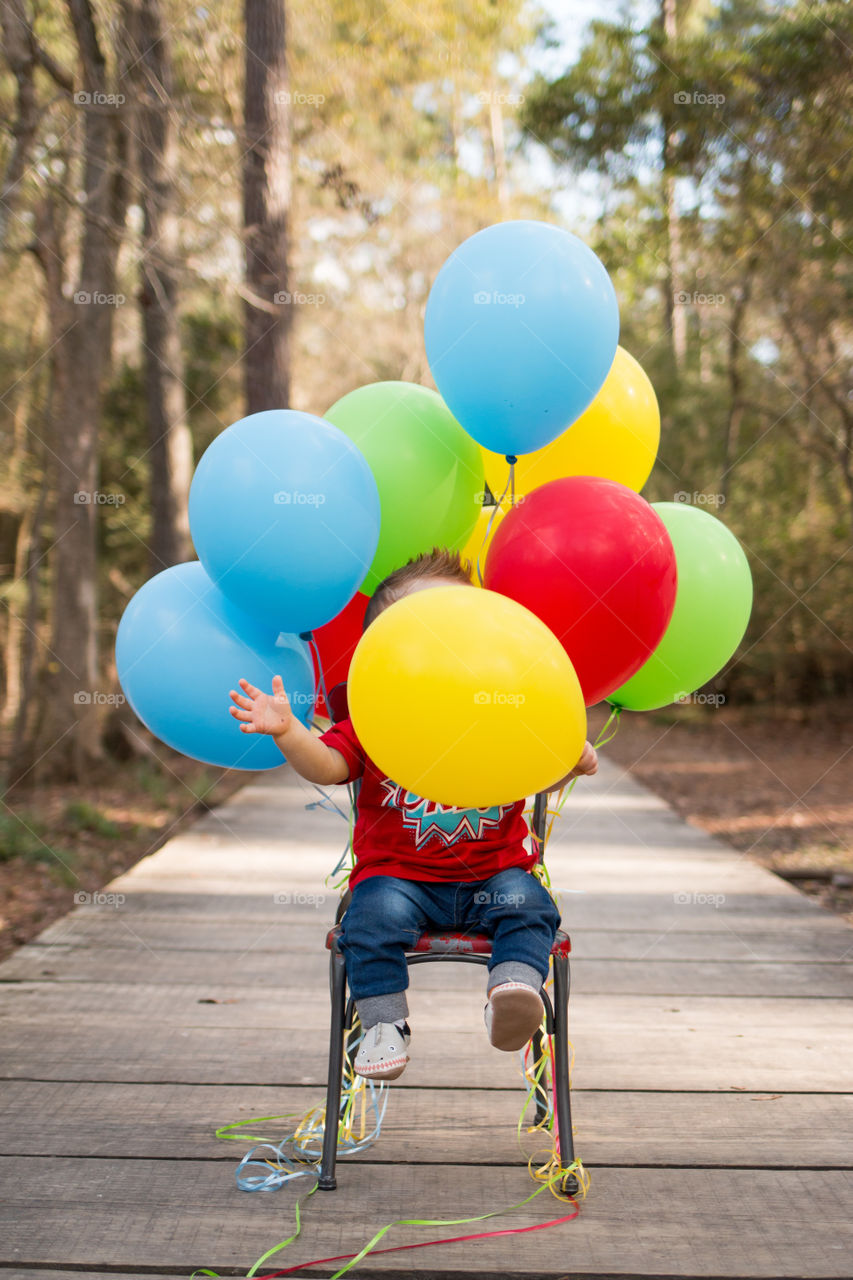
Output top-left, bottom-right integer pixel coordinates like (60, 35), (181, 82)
(348, 585), (587, 808)
(481, 346), (660, 497)
(460, 504), (505, 583)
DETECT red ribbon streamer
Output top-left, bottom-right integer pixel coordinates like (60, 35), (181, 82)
(257, 1201), (581, 1278)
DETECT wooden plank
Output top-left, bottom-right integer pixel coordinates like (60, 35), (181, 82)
(105, 843), (816, 897)
(56, 889), (851, 942)
(1, 1158), (851, 1276)
(0, 1275), (198, 1280)
(0, 1275), (195, 1280)
(557, 891), (853, 936)
(1, 1080), (851, 1167)
(4, 942), (853, 997)
(24, 912), (853, 961)
(0, 1274), (196, 1280)
(27, 915), (331, 952)
(3, 987), (852, 1091)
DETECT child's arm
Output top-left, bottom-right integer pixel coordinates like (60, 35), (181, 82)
(544, 740), (598, 793)
(228, 676), (349, 785)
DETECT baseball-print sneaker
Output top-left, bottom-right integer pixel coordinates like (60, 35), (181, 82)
(354, 1020), (411, 1080)
(484, 982), (544, 1051)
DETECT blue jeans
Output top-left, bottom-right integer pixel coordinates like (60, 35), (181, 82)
(339, 867), (561, 1000)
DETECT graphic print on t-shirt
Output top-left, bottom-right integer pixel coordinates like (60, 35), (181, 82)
(379, 778), (513, 849)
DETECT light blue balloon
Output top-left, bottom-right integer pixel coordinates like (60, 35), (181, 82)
(116, 561), (314, 770)
(424, 220), (619, 456)
(188, 410), (381, 633)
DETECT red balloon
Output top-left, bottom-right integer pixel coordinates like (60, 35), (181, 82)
(311, 591), (368, 716)
(484, 477), (677, 706)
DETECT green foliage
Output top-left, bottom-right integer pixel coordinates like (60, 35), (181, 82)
(64, 801), (121, 839)
(0, 810), (48, 862)
(0, 810), (76, 877)
(183, 309), (243, 449)
(100, 361), (150, 592)
(522, 0), (853, 702)
(131, 760), (170, 806)
(184, 769), (218, 805)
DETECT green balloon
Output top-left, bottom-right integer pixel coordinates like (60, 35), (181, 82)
(609, 502), (753, 711)
(324, 381), (485, 595)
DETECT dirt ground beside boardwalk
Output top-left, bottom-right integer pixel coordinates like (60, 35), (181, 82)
(590, 699), (853, 925)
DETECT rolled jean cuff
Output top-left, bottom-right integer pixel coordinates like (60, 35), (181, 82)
(487, 961), (543, 994)
(356, 990), (409, 1029)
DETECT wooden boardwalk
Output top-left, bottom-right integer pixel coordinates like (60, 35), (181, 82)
(2, 757), (852, 1278)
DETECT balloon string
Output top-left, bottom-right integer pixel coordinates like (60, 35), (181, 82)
(191, 1148), (583, 1280)
(528, 705), (623, 863)
(252, 1197), (582, 1278)
(301, 634), (357, 884)
(256, 1166), (583, 1280)
(594, 704), (621, 749)
(476, 455), (516, 586)
(305, 632), (331, 726)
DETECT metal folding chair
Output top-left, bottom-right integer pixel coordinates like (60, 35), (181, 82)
(317, 682), (578, 1195)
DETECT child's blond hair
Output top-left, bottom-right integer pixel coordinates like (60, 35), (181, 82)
(363, 547), (473, 630)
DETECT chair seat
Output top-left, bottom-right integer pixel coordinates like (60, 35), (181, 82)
(325, 924), (570, 958)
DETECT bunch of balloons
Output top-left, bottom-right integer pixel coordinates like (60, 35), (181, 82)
(116, 218), (753, 807)
(115, 388), (486, 768)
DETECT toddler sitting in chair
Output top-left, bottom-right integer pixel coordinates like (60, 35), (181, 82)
(229, 549), (597, 1081)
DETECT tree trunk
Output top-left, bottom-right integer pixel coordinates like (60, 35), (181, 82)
(5, 454), (49, 791)
(661, 0), (687, 369)
(0, 0), (38, 252)
(20, 0), (129, 782)
(0, 0), (74, 251)
(719, 261), (755, 503)
(488, 84), (508, 207)
(131, 0), (193, 570)
(2, 505), (32, 731)
(243, 0), (291, 413)
(1, 306), (42, 730)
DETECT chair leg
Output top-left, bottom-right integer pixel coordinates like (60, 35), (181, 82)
(318, 948), (347, 1190)
(552, 954), (579, 1195)
(531, 1027), (549, 1126)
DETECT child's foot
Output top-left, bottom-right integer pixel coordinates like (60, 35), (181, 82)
(354, 1020), (411, 1080)
(484, 982), (543, 1051)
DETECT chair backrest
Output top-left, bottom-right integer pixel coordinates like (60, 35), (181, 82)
(326, 680), (349, 725)
(324, 679), (546, 862)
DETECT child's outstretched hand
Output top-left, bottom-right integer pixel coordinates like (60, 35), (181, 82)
(229, 676), (293, 737)
(571, 740), (598, 777)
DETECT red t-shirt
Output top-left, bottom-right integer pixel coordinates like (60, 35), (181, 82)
(319, 716), (536, 889)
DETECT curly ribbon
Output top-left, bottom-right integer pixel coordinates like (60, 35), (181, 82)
(300, 638), (358, 891)
(595, 703), (622, 748)
(519, 704), (613, 1204)
(212, 1017), (389, 1190)
(528, 702), (622, 866)
(323, 787), (356, 892)
(192, 1165), (584, 1280)
(304, 632), (329, 724)
(192, 995), (587, 1278)
(516, 997), (591, 1201)
(253, 1198), (582, 1277)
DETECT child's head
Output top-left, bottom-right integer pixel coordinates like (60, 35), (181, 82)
(363, 547), (473, 631)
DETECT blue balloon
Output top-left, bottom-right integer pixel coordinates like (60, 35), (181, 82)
(424, 220), (620, 456)
(188, 410), (380, 633)
(116, 561), (314, 770)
